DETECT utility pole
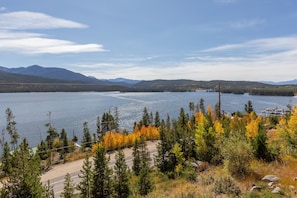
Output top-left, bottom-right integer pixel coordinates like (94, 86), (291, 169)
(218, 82), (221, 118)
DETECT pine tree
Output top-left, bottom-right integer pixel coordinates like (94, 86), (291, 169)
(59, 129), (69, 163)
(253, 121), (273, 161)
(154, 111), (160, 127)
(45, 112), (59, 167)
(97, 116), (103, 141)
(60, 129), (69, 153)
(77, 155), (93, 198)
(92, 144), (113, 197)
(199, 98), (206, 115)
(113, 149), (130, 198)
(189, 102), (195, 114)
(155, 122), (175, 174)
(245, 100), (254, 114)
(5, 108), (19, 150)
(2, 138), (44, 197)
(61, 173), (75, 198)
(37, 140), (49, 160)
(133, 136), (151, 176)
(114, 106), (120, 132)
(1, 141), (12, 176)
(45, 111), (59, 149)
(132, 139), (141, 176)
(82, 121), (92, 149)
(43, 180), (55, 198)
(142, 107), (150, 127)
(137, 159), (153, 196)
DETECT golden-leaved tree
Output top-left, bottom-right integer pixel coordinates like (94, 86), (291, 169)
(287, 105), (297, 148)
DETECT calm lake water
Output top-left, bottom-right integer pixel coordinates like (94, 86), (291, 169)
(0, 91), (296, 147)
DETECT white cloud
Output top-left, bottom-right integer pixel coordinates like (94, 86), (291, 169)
(0, 30), (105, 54)
(0, 11), (87, 29)
(0, 11), (105, 54)
(201, 36), (297, 53)
(229, 19), (266, 29)
(80, 36), (297, 81)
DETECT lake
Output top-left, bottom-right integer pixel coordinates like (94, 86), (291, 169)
(0, 91), (296, 147)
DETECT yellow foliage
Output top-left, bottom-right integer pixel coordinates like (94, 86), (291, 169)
(214, 120), (224, 135)
(92, 125), (160, 152)
(92, 142), (103, 153)
(207, 105), (212, 116)
(287, 105), (297, 143)
(245, 116), (262, 139)
(195, 113), (208, 154)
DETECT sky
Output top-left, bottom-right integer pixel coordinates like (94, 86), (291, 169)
(0, 0), (297, 82)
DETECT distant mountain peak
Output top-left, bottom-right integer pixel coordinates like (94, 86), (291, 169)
(261, 79), (297, 85)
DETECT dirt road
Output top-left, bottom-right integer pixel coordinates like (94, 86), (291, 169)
(41, 140), (158, 197)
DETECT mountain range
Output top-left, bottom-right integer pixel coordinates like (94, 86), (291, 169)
(0, 65), (139, 86)
(0, 65), (296, 95)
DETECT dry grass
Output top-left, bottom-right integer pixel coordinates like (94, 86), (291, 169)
(136, 157), (297, 198)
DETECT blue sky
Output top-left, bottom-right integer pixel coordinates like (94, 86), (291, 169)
(0, 0), (297, 81)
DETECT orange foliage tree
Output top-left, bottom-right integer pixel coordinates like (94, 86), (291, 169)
(93, 125), (160, 152)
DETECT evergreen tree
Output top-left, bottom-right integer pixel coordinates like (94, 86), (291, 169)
(142, 107), (150, 127)
(5, 108), (19, 150)
(59, 129), (69, 163)
(137, 159), (153, 196)
(2, 138), (44, 197)
(97, 116), (103, 141)
(155, 122), (175, 174)
(166, 114), (171, 130)
(199, 98), (206, 115)
(245, 100), (254, 114)
(149, 112), (154, 126)
(132, 136), (151, 176)
(37, 140), (49, 160)
(154, 111), (160, 127)
(77, 155), (93, 198)
(101, 112), (116, 133)
(45, 112), (59, 167)
(113, 149), (130, 198)
(253, 122), (273, 161)
(60, 129), (69, 153)
(114, 106), (120, 132)
(43, 180), (54, 198)
(61, 173), (75, 198)
(82, 121), (92, 149)
(189, 102), (195, 114)
(1, 141), (12, 176)
(132, 138), (141, 176)
(45, 111), (59, 149)
(92, 144), (113, 197)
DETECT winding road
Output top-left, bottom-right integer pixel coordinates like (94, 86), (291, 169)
(41, 141), (158, 197)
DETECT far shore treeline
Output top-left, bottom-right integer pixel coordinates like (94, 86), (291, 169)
(0, 66), (297, 96)
(0, 81), (296, 96)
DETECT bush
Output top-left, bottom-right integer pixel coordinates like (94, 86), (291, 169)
(221, 135), (253, 178)
(180, 165), (197, 182)
(213, 176), (241, 196)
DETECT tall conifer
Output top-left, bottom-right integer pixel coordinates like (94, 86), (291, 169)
(92, 145), (112, 197)
(77, 155), (93, 198)
(113, 149), (130, 198)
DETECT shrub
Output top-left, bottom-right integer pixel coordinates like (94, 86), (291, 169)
(213, 176), (241, 196)
(221, 135), (253, 178)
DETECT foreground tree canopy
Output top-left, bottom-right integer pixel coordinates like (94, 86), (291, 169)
(1, 100), (297, 197)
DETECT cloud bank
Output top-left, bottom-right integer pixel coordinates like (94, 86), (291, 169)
(0, 11), (105, 54)
(78, 36), (297, 82)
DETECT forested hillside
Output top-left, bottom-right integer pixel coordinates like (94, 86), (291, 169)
(0, 65), (296, 95)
